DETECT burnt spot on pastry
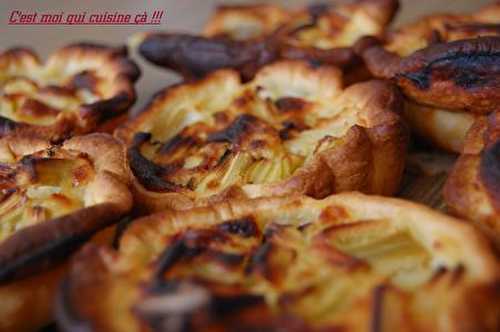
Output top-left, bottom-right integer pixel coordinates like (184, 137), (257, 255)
(400, 48), (500, 90)
(307, 3), (332, 21)
(479, 140), (500, 205)
(217, 216), (259, 238)
(279, 120), (309, 140)
(274, 97), (308, 113)
(0, 116), (21, 136)
(206, 250), (246, 267)
(128, 132), (182, 192)
(158, 134), (197, 155)
(206, 114), (260, 145)
(211, 293), (265, 316)
(68, 71), (99, 93)
(245, 241), (273, 276)
(150, 238), (202, 289)
(392, 37), (500, 113)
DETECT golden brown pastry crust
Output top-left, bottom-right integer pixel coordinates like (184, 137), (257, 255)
(0, 43), (140, 142)
(203, 4), (290, 40)
(0, 133), (132, 331)
(116, 61), (407, 213)
(131, 0), (398, 81)
(57, 193), (500, 332)
(444, 111), (500, 249)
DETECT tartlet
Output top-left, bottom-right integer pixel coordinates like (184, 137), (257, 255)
(116, 61), (407, 213)
(130, 0), (398, 81)
(362, 2), (500, 152)
(0, 133), (132, 331)
(57, 193), (500, 332)
(0, 43), (140, 142)
(444, 111), (500, 250)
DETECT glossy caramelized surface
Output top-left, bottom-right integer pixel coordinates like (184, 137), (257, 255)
(59, 194), (500, 332)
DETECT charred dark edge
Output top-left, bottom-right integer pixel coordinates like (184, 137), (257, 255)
(207, 249), (245, 266)
(212, 293), (265, 316)
(127, 132), (183, 192)
(0, 115), (22, 137)
(245, 241), (273, 275)
(148, 238), (204, 292)
(398, 50), (500, 90)
(0, 203), (124, 284)
(217, 216), (259, 238)
(137, 33), (277, 80)
(206, 114), (259, 144)
(111, 215), (134, 250)
(158, 134), (197, 155)
(479, 140), (500, 208)
(55, 277), (94, 332)
(62, 43), (141, 82)
(80, 90), (137, 122)
(395, 36), (500, 79)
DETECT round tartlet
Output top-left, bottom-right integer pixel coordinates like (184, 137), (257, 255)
(130, 0), (398, 81)
(0, 133), (132, 331)
(362, 2), (500, 152)
(0, 43), (140, 142)
(116, 61), (407, 213)
(57, 193), (500, 332)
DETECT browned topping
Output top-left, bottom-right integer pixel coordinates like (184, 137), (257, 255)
(274, 97), (308, 113)
(206, 114), (261, 145)
(218, 217), (259, 238)
(128, 133), (183, 192)
(159, 135), (197, 155)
